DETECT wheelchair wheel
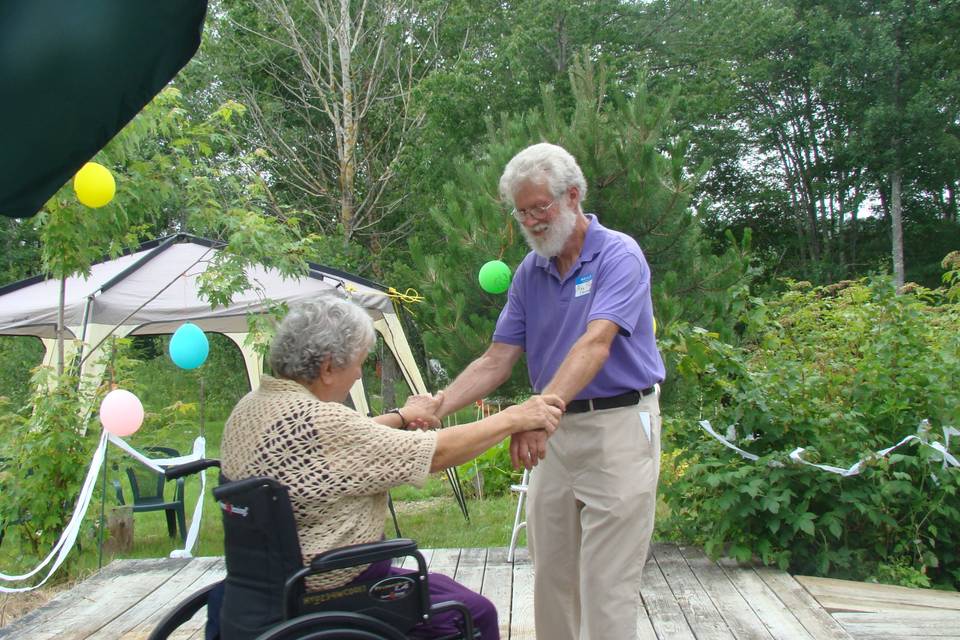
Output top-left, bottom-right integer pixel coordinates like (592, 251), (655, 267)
(254, 611), (407, 640)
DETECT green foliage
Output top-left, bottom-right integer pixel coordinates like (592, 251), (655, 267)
(123, 334), (250, 420)
(0, 337), (45, 409)
(458, 440), (521, 499)
(409, 56), (751, 393)
(943, 251), (960, 302)
(660, 274), (960, 588)
(0, 369), (98, 556)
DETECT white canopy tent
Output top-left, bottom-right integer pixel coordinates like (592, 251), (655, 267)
(0, 233), (466, 514)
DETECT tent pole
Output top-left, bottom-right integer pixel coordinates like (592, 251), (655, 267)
(97, 442), (108, 569)
(56, 276), (66, 375)
(199, 376), (205, 438)
(73, 295), (94, 378)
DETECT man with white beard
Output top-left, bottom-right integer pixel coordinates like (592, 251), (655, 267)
(436, 142), (665, 640)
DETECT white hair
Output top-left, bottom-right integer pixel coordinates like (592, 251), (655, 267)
(498, 142), (587, 205)
(268, 294), (375, 383)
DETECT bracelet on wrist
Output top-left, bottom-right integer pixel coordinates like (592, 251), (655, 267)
(386, 408), (407, 428)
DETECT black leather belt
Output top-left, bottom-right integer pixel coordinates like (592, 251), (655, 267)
(566, 387), (656, 413)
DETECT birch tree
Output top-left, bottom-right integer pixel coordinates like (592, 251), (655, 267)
(221, 0), (444, 245)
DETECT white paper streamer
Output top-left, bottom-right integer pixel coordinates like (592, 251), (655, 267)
(1, 434), (207, 591)
(699, 420), (759, 461)
(699, 420), (959, 476)
(170, 437), (206, 559)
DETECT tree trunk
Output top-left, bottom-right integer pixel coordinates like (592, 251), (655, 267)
(947, 183), (957, 222)
(381, 352), (399, 411)
(891, 169), (905, 288)
(57, 275), (66, 376)
(337, 0), (356, 240)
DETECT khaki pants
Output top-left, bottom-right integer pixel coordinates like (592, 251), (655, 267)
(527, 392), (661, 640)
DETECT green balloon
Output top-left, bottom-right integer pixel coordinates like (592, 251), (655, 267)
(478, 260), (512, 294)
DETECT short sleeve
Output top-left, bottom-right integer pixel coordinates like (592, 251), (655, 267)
(309, 404), (438, 496)
(588, 252), (648, 336)
(492, 264), (527, 347)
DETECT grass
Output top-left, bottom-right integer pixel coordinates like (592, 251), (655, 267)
(389, 477), (526, 549)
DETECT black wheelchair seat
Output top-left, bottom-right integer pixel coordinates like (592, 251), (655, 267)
(148, 461), (474, 640)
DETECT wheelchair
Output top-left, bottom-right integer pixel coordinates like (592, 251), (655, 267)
(148, 459), (475, 640)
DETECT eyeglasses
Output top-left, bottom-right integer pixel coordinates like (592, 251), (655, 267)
(511, 200), (555, 221)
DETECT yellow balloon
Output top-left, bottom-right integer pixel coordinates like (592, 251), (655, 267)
(73, 162), (116, 208)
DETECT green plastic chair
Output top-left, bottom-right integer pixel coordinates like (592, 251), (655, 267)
(113, 446), (187, 542)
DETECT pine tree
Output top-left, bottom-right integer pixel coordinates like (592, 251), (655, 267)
(409, 56), (751, 396)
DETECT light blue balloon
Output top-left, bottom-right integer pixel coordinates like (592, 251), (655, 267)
(169, 322), (209, 370)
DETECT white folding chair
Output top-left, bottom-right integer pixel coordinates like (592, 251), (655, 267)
(507, 468), (529, 562)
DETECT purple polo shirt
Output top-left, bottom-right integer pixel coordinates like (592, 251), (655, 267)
(493, 214), (665, 400)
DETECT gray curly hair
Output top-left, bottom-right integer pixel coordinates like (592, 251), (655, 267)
(498, 142), (587, 204)
(268, 294), (375, 383)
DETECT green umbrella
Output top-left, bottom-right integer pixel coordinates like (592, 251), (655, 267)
(0, 0), (207, 218)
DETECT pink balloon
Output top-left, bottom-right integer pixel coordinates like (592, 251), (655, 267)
(99, 389), (145, 437)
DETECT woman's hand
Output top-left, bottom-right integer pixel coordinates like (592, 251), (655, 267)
(400, 391), (444, 429)
(509, 394), (564, 434)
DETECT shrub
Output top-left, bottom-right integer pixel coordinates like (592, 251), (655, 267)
(660, 275), (960, 588)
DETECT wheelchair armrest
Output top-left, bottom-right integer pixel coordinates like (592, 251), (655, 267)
(212, 475), (284, 500)
(309, 538), (419, 573)
(165, 458), (220, 481)
(285, 539), (427, 621)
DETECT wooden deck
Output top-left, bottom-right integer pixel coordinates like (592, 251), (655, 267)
(2, 543), (958, 639)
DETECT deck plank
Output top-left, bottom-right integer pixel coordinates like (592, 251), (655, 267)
(428, 547), (461, 578)
(120, 559), (225, 640)
(654, 544), (736, 640)
(2, 558), (192, 640)
(754, 566), (853, 639)
(509, 547), (535, 640)
(89, 556), (221, 639)
(480, 547), (514, 640)
(677, 545), (775, 640)
(6, 544), (956, 640)
(717, 558), (817, 639)
(796, 575), (960, 614)
(641, 551), (696, 639)
(454, 547), (486, 593)
(833, 610), (960, 639)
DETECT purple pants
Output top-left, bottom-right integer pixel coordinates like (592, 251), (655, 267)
(353, 559), (500, 639)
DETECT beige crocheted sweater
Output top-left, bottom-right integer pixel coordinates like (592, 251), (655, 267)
(221, 375), (437, 588)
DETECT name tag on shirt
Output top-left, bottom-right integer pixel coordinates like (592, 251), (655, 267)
(574, 274), (593, 297)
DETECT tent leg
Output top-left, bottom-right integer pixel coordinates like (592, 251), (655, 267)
(445, 467), (469, 521)
(387, 493), (402, 538)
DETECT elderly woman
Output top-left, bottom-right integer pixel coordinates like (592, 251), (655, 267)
(220, 294), (563, 639)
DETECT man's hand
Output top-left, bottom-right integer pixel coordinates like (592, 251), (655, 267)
(510, 430), (549, 470)
(400, 391), (444, 429)
(505, 394), (565, 469)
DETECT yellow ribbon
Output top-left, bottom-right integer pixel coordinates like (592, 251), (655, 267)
(386, 287), (425, 304)
(341, 283), (425, 308)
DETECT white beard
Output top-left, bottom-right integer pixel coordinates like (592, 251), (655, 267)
(521, 204), (577, 258)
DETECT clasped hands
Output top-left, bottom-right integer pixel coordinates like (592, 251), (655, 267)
(395, 392), (565, 470)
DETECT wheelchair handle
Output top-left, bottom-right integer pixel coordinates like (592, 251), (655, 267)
(164, 458), (221, 480)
